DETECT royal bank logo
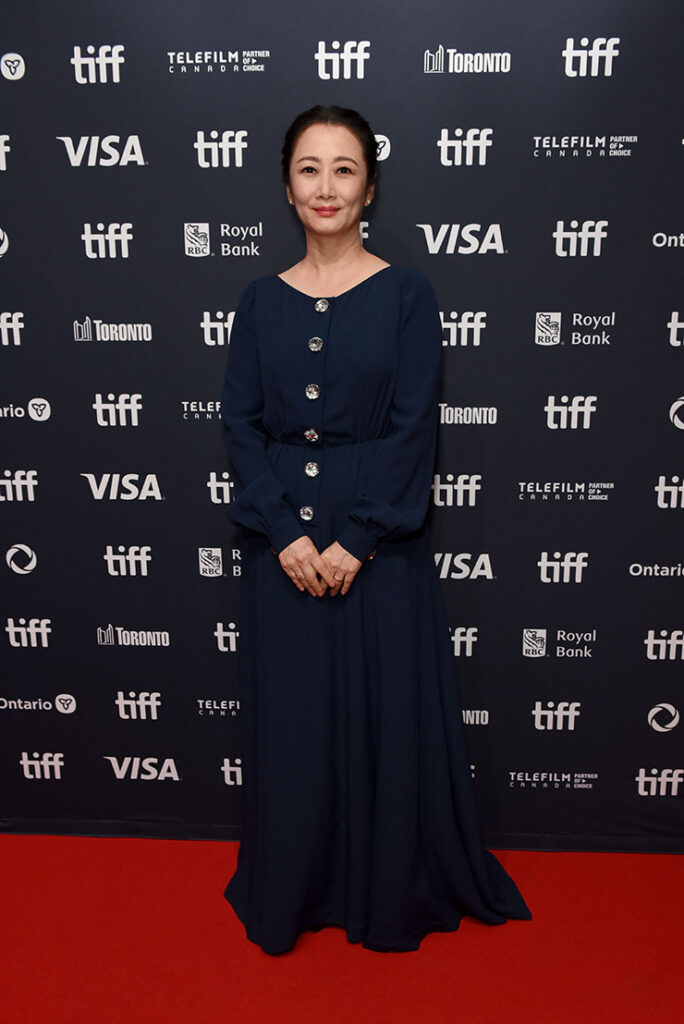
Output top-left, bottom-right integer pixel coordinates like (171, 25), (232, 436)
(5, 543), (37, 574)
(417, 223), (505, 255)
(545, 395), (597, 429)
(423, 44), (510, 74)
(201, 311), (235, 346)
(1, 53), (26, 80)
(81, 473), (163, 501)
(0, 470), (38, 502)
(509, 770), (597, 790)
(431, 473), (482, 507)
(655, 476), (684, 509)
(97, 624), (170, 647)
(1, 312), (24, 346)
(532, 700), (581, 730)
(451, 626), (478, 656)
(104, 756), (180, 781)
(199, 547), (222, 576)
(440, 311), (487, 347)
(167, 49), (271, 74)
(669, 312), (683, 347)
(221, 758), (243, 785)
(20, 752), (64, 779)
(314, 40), (370, 79)
(635, 768), (683, 796)
(532, 134), (637, 158)
(74, 316), (152, 342)
(206, 471), (234, 504)
(434, 552), (494, 580)
(562, 37), (619, 77)
(522, 629), (547, 657)
(58, 135), (145, 167)
(1, 694), (75, 714)
(82, 222), (133, 258)
(536, 311), (615, 346)
(669, 397), (684, 430)
(437, 129), (493, 166)
(518, 480), (614, 502)
(0, 398), (51, 422)
(215, 621), (239, 652)
(92, 393), (142, 426)
(648, 704), (680, 733)
(0, 135), (10, 171)
(71, 44), (125, 84)
(553, 220), (608, 257)
(538, 551), (588, 583)
(535, 312), (561, 346)
(5, 618), (51, 647)
(185, 222), (210, 257)
(194, 130), (248, 167)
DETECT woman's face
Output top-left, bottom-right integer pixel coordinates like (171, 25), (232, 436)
(286, 123), (374, 238)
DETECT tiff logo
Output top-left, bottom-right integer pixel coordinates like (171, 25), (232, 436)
(532, 700), (581, 730)
(103, 545), (152, 577)
(655, 475), (684, 509)
(71, 44), (125, 83)
(0, 470), (38, 501)
(451, 626), (478, 657)
(20, 751), (64, 779)
(668, 312), (683, 347)
(82, 222), (133, 259)
(562, 37), (620, 78)
(115, 691), (161, 719)
(5, 617), (51, 647)
(314, 40), (370, 79)
(194, 130), (248, 167)
(432, 473), (482, 507)
(635, 768), (683, 797)
(0, 134), (9, 170)
(201, 310), (235, 346)
(538, 551), (589, 583)
(221, 757), (243, 785)
(553, 219), (607, 257)
(552, 219), (606, 256)
(441, 311), (487, 346)
(207, 471), (234, 504)
(0, 311), (24, 346)
(92, 393), (142, 426)
(644, 630), (684, 660)
(215, 621), (239, 652)
(437, 128), (493, 166)
(545, 395), (597, 429)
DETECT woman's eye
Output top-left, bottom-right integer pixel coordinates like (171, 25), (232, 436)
(301, 166), (316, 174)
(337, 166), (352, 174)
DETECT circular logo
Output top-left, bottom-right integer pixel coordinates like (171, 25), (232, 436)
(27, 398), (51, 421)
(6, 543), (37, 574)
(375, 134), (391, 161)
(1, 53), (26, 81)
(54, 694), (77, 715)
(648, 703), (680, 733)
(0, 228), (8, 258)
(669, 397), (684, 430)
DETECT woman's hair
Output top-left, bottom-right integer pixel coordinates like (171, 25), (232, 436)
(281, 105), (378, 186)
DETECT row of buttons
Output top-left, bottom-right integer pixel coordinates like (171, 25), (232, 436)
(300, 300), (328, 520)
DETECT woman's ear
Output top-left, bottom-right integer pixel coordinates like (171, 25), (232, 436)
(286, 185), (294, 206)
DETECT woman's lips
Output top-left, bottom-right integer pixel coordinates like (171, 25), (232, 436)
(313, 207), (339, 217)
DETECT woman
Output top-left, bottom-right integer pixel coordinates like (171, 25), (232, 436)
(220, 105), (531, 953)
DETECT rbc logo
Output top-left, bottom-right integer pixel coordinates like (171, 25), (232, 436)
(538, 551), (588, 584)
(553, 220), (607, 257)
(562, 37), (620, 78)
(545, 395), (597, 429)
(535, 312), (561, 346)
(71, 44), (125, 84)
(81, 223), (133, 258)
(314, 40), (370, 80)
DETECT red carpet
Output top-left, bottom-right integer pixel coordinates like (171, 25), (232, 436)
(1, 835), (680, 1023)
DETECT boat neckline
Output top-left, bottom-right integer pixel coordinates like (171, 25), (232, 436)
(275, 265), (393, 300)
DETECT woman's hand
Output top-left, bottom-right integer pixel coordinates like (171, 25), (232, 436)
(277, 536), (337, 597)
(319, 541), (363, 596)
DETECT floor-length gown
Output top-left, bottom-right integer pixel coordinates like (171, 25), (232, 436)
(220, 266), (531, 953)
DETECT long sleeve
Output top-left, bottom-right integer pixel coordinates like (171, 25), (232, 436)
(336, 270), (442, 562)
(220, 281), (306, 554)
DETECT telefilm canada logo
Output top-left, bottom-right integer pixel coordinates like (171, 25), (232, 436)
(532, 134), (637, 159)
(535, 311), (616, 346)
(167, 48), (271, 74)
(509, 770), (598, 790)
(518, 480), (614, 503)
(424, 44), (510, 74)
(197, 698), (240, 718)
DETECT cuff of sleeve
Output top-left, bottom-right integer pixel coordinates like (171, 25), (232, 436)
(267, 517), (309, 556)
(336, 520), (381, 563)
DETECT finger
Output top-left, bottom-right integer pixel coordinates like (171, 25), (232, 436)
(311, 554), (337, 589)
(340, 570), (358, 595)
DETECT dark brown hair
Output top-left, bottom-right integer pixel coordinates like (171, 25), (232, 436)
(281, 105), (378, 186)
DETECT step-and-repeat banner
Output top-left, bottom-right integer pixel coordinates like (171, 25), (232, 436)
(1, 1), (682, 850)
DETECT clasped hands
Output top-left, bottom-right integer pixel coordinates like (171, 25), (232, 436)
(277, 536), (362, 597)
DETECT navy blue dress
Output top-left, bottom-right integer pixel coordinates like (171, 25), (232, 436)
(220, 266), (531, 953)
